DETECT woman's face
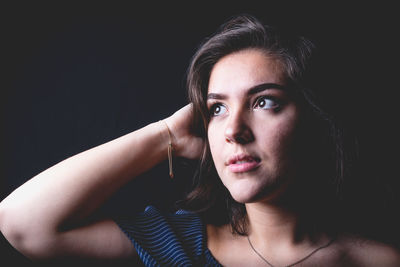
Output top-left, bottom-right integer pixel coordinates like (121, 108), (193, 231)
(207, 48), (303, 204)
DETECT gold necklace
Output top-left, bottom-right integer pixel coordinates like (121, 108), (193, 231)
(247, 236), (335, 267)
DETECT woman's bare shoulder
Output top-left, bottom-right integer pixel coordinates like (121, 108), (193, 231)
(335, 233), (400, 266)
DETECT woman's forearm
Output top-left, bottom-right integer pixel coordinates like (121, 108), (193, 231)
(0, 120), (170, 237)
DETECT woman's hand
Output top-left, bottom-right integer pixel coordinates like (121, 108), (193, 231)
(164, 103), (204, 160)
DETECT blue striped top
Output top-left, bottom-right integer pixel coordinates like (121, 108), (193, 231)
(116, 206), (222, 266)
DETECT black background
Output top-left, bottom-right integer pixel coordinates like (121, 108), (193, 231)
(1, 1), (399, 264)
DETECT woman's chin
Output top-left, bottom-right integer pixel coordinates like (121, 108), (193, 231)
(227, 180), (285, 204)
(228, 186), (264, 204)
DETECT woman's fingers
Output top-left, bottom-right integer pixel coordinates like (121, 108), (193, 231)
(164, 104), (204, 159)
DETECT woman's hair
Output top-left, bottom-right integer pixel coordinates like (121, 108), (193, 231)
(178, 14), (355, 235)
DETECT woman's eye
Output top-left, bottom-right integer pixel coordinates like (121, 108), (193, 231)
(254, 96), (280, 110)
(210, 103), (227, 116)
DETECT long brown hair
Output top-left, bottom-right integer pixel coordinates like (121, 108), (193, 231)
(178, 14), (352, 235)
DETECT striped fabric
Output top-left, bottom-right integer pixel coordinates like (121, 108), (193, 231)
(116, 206), (222, 266)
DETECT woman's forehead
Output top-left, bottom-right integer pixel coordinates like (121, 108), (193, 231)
(208, 49), (286, 95)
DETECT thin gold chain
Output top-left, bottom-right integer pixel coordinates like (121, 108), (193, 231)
(247, 236), (335, 267)
(161, 120), (174, 178)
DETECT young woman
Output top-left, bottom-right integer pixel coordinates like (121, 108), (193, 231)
(1, 14), (399, 266)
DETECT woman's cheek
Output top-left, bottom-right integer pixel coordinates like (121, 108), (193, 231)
(207, 127), (220, 163)
(207, 123), (220, 147)
(271, 120), (302, 165)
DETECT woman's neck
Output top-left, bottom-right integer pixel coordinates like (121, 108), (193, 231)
(245, 202), (326, 252)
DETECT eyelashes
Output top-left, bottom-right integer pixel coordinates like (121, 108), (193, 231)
(253, 96), (281, 110)
(208, 95), (282, 117)
(209, 103), (227, 116)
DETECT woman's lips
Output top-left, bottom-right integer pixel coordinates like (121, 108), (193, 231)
(226, 154), (261, 173)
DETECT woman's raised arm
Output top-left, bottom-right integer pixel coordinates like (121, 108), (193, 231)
(0, 104), (203, 261)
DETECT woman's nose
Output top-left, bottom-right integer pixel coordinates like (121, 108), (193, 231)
(224, 111), (254, 144)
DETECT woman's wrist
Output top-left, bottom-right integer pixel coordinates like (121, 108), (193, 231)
(159, 120), (174, 178)
(161, 117), (180, 156)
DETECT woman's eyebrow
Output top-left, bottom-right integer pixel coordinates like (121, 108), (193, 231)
(207, 93), (226, 100)
(207, 83), (286, 100)
(248, 83), (286, 95)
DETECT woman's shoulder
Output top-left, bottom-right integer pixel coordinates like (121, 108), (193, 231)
(206, 226), (400, 266)
(334, 233), (400, 266)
